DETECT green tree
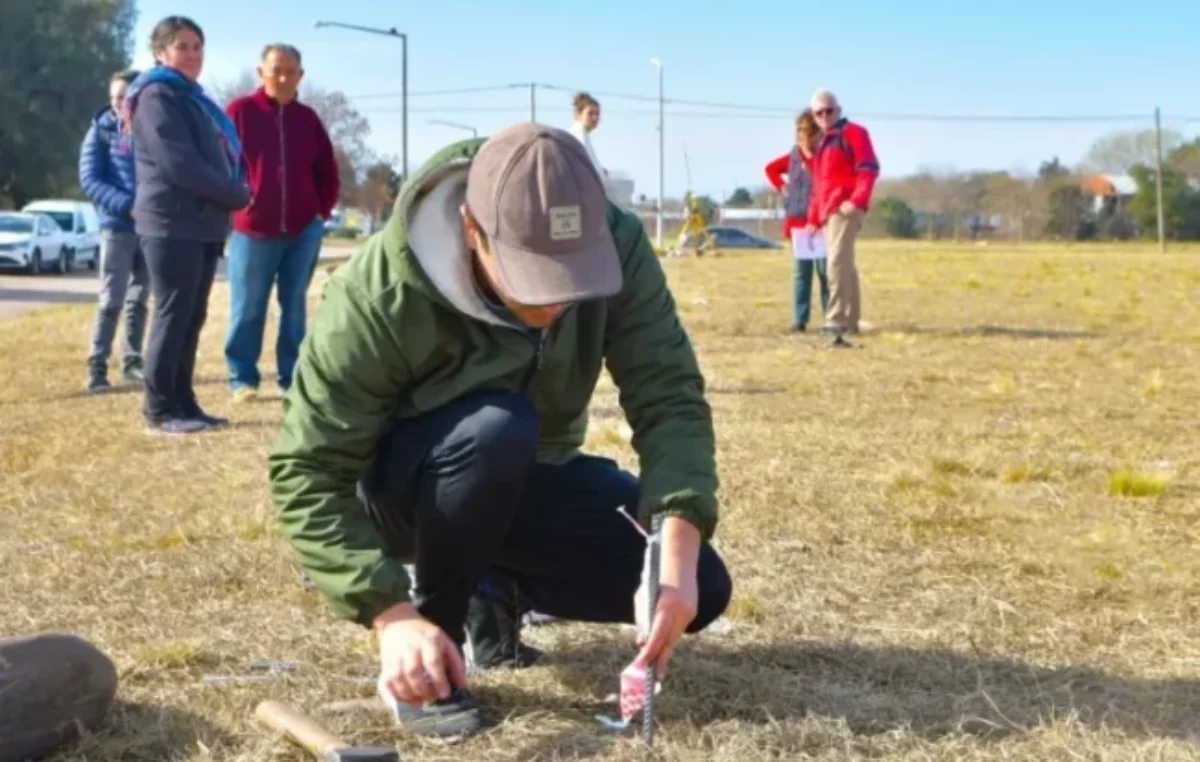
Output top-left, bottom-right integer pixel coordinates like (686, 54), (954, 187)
(1128, 164), (1200, 241)
(725, 187), (753, 207)
(873, 196), (917, 238)
(1043, 183), (1091, 240)
(0, 0), (137, 208)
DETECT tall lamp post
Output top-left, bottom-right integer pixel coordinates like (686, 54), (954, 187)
(430, 119), (478, 138)
(315, 20), (408, 179)
(650, 58), (664, 250)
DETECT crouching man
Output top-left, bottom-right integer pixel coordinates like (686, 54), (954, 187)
(268, 123), (732, 738)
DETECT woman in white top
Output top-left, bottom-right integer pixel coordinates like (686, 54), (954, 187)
(568, 92), (606, 181)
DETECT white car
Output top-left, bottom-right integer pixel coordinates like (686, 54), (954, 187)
(21, 199), (101, 271)
(0, 212), (73, 274)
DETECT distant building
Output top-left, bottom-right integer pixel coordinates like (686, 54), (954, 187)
(1082, 174), (1138, 215)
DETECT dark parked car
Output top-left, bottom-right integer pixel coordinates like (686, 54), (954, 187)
(680, 225), (784, 251)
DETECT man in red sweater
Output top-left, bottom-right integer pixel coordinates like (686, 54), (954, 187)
(224, 43), (339, 400)
(808, 89), (879, 347)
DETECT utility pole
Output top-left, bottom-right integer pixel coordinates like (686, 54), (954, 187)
(529, 82), (537, 122)
(1155, 107), (1165, 252)
(651, 58), (664, 249)
(315, 21), (407, 180)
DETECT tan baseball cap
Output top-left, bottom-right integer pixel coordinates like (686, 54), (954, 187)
(465, 122), (622, 306)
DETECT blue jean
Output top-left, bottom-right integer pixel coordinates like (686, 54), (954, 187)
(224, 218), (325, 391)
(794, 257), (830, 329)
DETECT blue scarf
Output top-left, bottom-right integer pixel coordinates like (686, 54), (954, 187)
(122, 64), (244, 181)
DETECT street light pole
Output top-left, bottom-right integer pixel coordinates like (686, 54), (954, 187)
(315, 20), (408, 180)
(430, 119), (478, 138)
(651, 58), (664, 250)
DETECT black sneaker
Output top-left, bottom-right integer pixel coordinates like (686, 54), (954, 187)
(86, 375), (111, 395)
(196, 413), (230, 428)
(387, 687), (485, 738)
(829, 335), (854, 349)
(464, 582), (542, 671)
(146, 418), (208, 435)
(122, 366), (145, 384)
(183, 406), (229, 428)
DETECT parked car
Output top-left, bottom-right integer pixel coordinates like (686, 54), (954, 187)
(20, 199), (101, 271)
(705, 226), (784, 250)
(677, 225), (785, 252)
(0, 212), (73, 274)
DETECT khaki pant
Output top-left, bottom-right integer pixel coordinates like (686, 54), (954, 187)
(823, 209), (862, 332)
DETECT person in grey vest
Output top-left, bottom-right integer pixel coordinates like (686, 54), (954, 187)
(764, 109), (828, 331)
(79, 68), (149, 393)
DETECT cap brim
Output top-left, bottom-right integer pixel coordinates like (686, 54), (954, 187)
(491, 236), (623, 307)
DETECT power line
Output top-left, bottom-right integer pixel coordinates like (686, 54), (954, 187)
(346, 84), (526, 100)
(344, 81), (1200, 124)
(358, 104), (1200, 124)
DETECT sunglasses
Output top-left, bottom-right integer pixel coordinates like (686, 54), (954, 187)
(814, 107), (836, 117)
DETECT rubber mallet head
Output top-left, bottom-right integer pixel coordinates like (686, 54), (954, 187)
(323, 749), (399, 762)
(254, 700), (399, 762)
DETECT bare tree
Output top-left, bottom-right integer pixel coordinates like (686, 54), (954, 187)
(303, 85), (374, 207)
(1081, 129), (1185, 175)
(207, 69), (257, 108)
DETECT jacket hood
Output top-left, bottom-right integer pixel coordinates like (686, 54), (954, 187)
(93, 106), (118, 129)
(383, 136), (518, 329)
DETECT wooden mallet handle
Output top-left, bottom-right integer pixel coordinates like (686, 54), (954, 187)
(255, 700), (345, 758)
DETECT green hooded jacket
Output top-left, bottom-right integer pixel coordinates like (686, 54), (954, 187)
(268, 136), (718, 628)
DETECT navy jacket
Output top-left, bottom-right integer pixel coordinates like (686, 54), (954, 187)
(78, 107), (137, 232)
(130, 81), (250, 242)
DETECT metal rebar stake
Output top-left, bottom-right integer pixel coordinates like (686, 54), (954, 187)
(643, 513), (663, 746)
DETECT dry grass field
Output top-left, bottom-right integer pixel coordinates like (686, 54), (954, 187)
(2, 241), (1200, 761)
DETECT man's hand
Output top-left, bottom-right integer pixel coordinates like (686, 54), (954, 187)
(839, 200), (859, 217)
(633, 516), (701, 678)
(374, 602), (468, 707)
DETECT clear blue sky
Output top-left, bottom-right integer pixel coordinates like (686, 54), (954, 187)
(131, 0), (1200, 201)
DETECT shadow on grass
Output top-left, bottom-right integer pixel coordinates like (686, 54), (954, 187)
(21, 375), (228, 405)
(0, 287), (96, 305)
(52, 699), (235, 762)
(707, 384), (788, 396)
(544, 639), (1200, 744)
(876, 324), (1102, 340)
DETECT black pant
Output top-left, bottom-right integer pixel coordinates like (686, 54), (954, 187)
(140, 237), (220, 422)
(359, 391), (733, 646)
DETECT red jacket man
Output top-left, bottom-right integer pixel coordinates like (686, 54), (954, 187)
(808, 90), (879, 345)
(222, 44), (340, 401)
(227, 86), (339, 237)
(808, 112), (879, 228)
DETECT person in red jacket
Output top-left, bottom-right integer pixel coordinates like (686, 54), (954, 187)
(764, 109), (828, 332)
(224, 43), (339, 400)
(808, 89), (879, 347)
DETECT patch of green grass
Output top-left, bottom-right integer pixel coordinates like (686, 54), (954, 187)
(887, 472), (923, 494)
(726, 591), (765, 624)
(1003, 463), (1054, 484)
(931, 458), (973, 477)
(1144, 369), (1164, 398)
(1107, 469), (1169, 498)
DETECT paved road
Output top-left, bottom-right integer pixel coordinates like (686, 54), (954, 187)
(0, 243), (356, 321)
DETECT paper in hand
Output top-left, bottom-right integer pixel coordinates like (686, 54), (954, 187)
(791, 226), (828, 260)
